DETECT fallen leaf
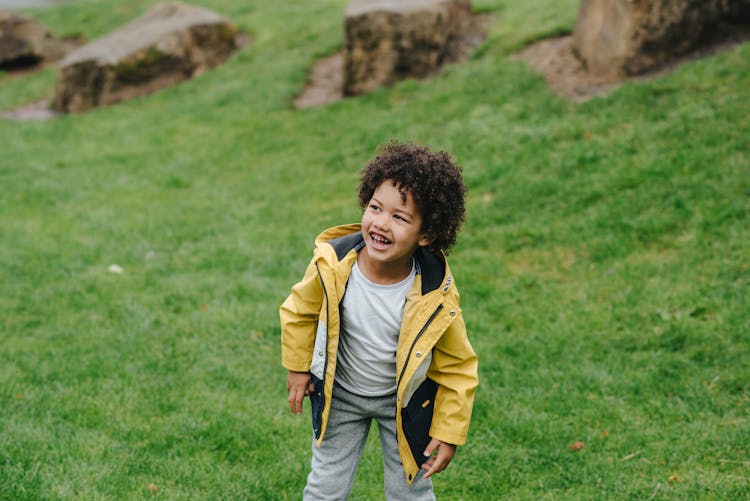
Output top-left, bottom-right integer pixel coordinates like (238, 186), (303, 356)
(108, 264), (124, 274)
(601, 430), (610, 437)
(16, 393), (23, 400)
(147, 483), (159, 492)
(668, 474), (681, 483)
(569, 441), (585, 452)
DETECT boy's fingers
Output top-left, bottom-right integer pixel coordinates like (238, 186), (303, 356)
(287, 390), (295, 414)
(422, 456), (441, 478)
(422, 449), (449, 478)
(288, 387), (304, 414)
(421, 440), (455, 478)
(422, 438), (439, 457)
(422, 441), (440, 478)
(286, 375), (313, 414)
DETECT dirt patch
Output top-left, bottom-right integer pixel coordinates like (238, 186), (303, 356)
(515, 22), (750, 102)
(293, 52), (344, 109)
(513, 36), (618, 102)
(0, 98), (58, 120)
(294, 13), (493, 109)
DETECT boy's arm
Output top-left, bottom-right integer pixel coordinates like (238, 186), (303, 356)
(426, 312), (479, 447)
(280, 257), (324, 372)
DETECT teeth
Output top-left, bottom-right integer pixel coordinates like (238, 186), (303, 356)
(371, 234), (390, 244)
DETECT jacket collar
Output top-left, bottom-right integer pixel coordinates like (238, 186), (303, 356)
(317, 224), (447, 296)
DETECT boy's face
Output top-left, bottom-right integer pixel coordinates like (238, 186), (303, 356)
(359, 180), (430, 280)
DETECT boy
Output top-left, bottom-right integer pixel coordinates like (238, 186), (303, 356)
(280, 141), (478, 500)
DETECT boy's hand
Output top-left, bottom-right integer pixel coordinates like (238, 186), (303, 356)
(421, 438), (456, 479)
(287, 370), (314, 415)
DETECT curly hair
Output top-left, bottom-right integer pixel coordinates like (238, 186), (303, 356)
(358, 140), (467, 254)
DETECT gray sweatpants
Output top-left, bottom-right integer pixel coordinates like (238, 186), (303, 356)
(303, 382), (435, 501)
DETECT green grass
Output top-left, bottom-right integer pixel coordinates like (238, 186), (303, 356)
(2, 0), (749, 499)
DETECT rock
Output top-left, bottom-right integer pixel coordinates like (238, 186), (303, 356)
(0, 10), (66, 68)
(343, 0), (472, 96)
(572, 0), (750, 79)
(53, 2), (238, 113)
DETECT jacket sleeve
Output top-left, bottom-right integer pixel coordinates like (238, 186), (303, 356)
(280, 257), (324, 372)
(426, 311), (478, 446)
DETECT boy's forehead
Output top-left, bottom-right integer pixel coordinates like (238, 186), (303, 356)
(374, 179), (414, 206)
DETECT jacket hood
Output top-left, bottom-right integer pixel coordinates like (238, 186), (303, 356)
(314, 224), (450, 296)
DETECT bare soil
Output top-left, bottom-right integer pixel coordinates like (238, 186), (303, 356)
(515, 22), (750, 102)
(293, 52), (345, 109)
(0, 98), (58, 120)
(293, 13), (494, 109)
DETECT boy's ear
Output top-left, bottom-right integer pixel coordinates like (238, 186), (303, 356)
(418, 232), (434, 247)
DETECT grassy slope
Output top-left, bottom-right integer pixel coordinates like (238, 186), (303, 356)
(1, 0), (748, 499)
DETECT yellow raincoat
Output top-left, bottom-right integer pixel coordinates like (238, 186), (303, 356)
(280, 224), (478, 484)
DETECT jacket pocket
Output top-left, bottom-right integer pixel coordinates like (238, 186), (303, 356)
(400, 377), (438, 467)
(309, 373), (325, 439)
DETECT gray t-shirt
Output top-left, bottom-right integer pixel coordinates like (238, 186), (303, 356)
(335, 260), (416, 397)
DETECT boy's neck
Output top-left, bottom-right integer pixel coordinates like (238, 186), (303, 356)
(356, 251), (415, 285)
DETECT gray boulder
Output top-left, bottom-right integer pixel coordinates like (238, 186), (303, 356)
(53, 2), (238, 113)
(343, 0), (472, 96)
(0, 10), (65, 67)
(573, 0), (750, 79)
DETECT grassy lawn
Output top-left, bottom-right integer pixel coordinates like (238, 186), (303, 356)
(1, 0), (748, 499)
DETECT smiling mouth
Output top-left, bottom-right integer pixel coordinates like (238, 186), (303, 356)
(370, 233), (391, 247)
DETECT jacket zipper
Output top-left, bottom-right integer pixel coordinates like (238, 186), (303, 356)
(396, 304), (444, 389)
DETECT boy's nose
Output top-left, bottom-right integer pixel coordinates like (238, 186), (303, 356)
(373, 212), (389, 229)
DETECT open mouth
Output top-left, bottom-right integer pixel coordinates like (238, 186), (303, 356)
(370, 232), (391, 248)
